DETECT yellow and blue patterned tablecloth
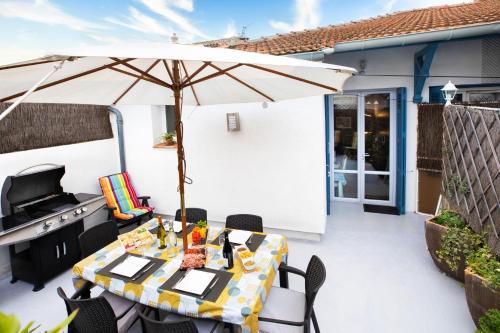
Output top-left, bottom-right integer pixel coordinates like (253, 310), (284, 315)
(72, 219), (288, 333)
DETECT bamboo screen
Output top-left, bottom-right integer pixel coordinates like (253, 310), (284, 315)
(442, 105), (500, 255)
(0, 103), (113, 154)
(417, 103), (444, 172)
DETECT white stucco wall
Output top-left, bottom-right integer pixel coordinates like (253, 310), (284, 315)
(119, 96), (327, 236)
(325, 38), (486, 212)
(0, 118), (120, 277)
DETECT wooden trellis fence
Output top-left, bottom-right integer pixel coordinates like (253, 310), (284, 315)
(442, 105), (500, 255)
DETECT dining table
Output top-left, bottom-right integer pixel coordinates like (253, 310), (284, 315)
(72, 217), (289, 333)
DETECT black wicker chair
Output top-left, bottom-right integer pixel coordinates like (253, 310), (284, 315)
(79, 221), (119, 259)
(258, 255), (326, 333)
(139, 310), (199, 333)
(139, 307), (220, 333)
(175, 208), (207, 223)
(225, 214), (263, 233)
(57, 285), (140, 333)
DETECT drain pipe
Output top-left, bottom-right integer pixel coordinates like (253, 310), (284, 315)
(108, 106), (126, 172)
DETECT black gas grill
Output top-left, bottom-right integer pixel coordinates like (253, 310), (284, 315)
(0, 165), (105, 291)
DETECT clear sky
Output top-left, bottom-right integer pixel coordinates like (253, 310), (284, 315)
(0, 0), (473, 63)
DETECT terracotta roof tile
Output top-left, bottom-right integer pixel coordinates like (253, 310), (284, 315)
(232, 0), (500, 55)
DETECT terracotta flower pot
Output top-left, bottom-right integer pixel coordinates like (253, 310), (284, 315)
(464, 268), (500, 327)
(163, 138), (175, 146)
(425, 219), (466, 281)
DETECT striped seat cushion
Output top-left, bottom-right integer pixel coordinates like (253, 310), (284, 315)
(99, 172), (154, 220)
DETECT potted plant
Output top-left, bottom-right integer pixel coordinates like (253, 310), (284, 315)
(162, 132), (176, 146)
(425, 210), (482, 281)
(475, 309), (500, 333)
(465, 245), (500, 327)
(0, 309), (77, 333)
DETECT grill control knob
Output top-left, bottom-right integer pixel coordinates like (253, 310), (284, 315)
(81, 207), (88, 213)
(43, 221), (53, 230)
(60, 215), (69, 222)
(74, 209), (82, 215)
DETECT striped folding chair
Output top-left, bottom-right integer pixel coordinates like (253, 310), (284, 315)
(99, 172), (154, 229)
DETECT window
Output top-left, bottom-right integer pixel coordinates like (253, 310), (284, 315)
(165, 105), (176, 133)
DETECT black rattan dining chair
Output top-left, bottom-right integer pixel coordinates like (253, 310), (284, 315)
(58, 285), (141, 333)
(139, 310), (199, 333)
(139, 307), (221, 333)
(79, 221), (119, 259)
(258, 255), (326, 333)
(225, 214), (263, 233)
(175, 208), (207, 223)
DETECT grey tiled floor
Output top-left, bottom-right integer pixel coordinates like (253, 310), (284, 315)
(0, 202), (475, 332)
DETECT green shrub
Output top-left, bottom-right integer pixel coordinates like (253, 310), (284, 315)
(467, 246), (500, 291)
(433, 210), (466, 228)
(476, 309), (500, 333)
(0, 310), (77, 333)
(437, 226), (483, 271)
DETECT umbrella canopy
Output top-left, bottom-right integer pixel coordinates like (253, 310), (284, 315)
(0, 42), (355, 106)
(0, 42), (356, 249)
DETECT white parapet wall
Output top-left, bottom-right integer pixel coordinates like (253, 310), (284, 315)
(118, 96), (328, 237)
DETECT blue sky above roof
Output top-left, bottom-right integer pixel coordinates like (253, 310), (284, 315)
(0, 0), (473, 63)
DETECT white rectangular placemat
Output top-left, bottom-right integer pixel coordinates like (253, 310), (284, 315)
(174, 270), (216, 295)
(110, 256), (151, 278)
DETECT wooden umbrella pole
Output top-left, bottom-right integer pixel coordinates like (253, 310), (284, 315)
(172, 60), (188, 251)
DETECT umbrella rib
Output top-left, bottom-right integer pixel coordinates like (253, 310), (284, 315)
(0, 58), (135, 103)
(113, 59), (162, 105)
(180, 60), (201, 106)
(0, 59), (71, 71)
(208, 63), (275, 102)
(110, 57), (171, 88)
(184, 63), (242, 87)
(244, 64), (338, 92)
(108, 67), (169, 88)
(163, 60), (174, 84)
(181, 62), (210, 86)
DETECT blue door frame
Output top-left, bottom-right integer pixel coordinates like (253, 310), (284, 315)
(325, 90), (407, 215)
(324, 95), (331, 215)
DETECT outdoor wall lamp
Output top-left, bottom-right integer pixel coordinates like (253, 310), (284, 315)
(441, 81), (458, 106)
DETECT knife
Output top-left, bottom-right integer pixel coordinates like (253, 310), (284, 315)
(131, 262), (155, 281)
(200, 276), (219, 299)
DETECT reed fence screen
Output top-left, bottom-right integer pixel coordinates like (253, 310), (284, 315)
(0, 103), (113, 154)
(417, 103), (444, 172)
(442, 105), (500, 255)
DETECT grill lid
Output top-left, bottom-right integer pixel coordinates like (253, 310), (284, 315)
(1, 165), (65, 215)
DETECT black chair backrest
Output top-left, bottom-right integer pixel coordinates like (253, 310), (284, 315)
(226, 214), (263, 233)
(57, 287), (118, 333)
(79, 221), (119, 258)
(175, 208), (207, 224)
(138, 311), (199, 333)
(304, 255), (326, 320)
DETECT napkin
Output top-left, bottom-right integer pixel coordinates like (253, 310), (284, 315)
(228, 230), (252, 244)
(110, 256), (151, 278)
(173, 221), (189, 233)
(174, 269), (216, 295)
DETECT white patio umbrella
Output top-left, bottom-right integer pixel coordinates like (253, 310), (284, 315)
(0, 42), (356, 249)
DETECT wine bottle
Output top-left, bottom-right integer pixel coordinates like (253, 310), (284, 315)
(157, 216), (167, 249)
(222, 230), (233, 269)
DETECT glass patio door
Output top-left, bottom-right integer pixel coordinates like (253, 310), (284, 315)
(331, 91), (396, 206)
